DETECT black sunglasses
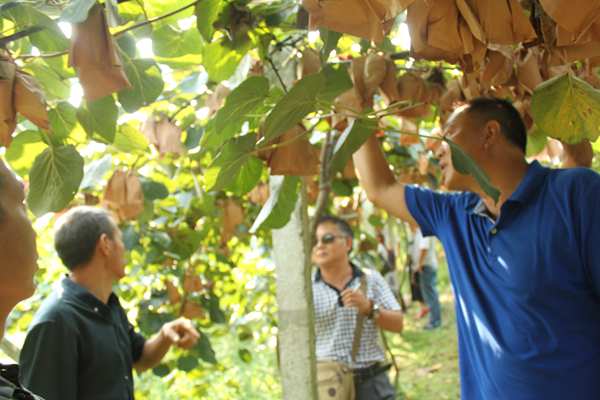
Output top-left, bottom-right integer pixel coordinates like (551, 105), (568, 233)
(314, 233), (346, 246)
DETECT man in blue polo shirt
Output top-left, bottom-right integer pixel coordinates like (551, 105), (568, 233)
(353, 97), (600, 399)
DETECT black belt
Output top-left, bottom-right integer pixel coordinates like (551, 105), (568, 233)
(353, 362), (391, 384)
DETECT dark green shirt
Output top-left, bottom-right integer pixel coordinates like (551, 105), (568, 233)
(19, 278), (146, 400)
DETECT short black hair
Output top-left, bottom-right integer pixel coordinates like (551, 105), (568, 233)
(316, 215), (353, 239)
(54, 206), (116, 270)
(466, 97), (527, 153)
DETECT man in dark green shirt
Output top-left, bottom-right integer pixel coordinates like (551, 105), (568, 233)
(0, 159), (41, 400)
(19, 206), (199, 400)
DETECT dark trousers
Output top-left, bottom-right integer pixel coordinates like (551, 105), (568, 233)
(355, 370), (395, 400)
(419, 265), (441, 327)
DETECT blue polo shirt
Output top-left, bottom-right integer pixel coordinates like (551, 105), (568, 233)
(405, 161), (600, 400)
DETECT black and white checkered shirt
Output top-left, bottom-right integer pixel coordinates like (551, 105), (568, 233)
(313, 263), (401, 369)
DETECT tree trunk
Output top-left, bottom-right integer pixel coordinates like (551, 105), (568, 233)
(272, 179), (317, 400)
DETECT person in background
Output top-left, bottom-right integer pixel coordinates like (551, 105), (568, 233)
(19, 206), (199, 400)
(410, 226), (441, 330)
(0, 159), (41, 400)
(313, 215), (403, 399)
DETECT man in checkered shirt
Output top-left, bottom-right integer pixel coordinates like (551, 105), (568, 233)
(313, 215), (403, 399)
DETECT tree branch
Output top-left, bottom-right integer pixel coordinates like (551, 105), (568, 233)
(16, 0), (200, 60)
(266, 56), (288, 93)
(309, 129), (336, 244)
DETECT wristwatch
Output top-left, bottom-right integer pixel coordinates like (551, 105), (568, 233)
(368, 301), (381, 320)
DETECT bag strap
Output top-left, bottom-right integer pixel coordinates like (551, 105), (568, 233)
(350, 274), (367, 363)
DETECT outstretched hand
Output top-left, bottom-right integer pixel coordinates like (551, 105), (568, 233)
(161, 317), (200, 349)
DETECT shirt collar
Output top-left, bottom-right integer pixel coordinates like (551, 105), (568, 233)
(61, 276), (117, 318)
(466, 160), (548, 214)
(506, 160), (548, 203)
(314, 262), (363, 283)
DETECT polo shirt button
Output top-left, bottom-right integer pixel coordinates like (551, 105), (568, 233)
(486, 246), (491, 253)
(93, 307), (99, 313)
(490, 228), (498, 235)
(124, 375), (129, 381)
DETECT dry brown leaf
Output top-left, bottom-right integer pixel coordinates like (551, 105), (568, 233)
(540, 0), (600, 42)
(14, 70), (49, 130)
(269, 125), (320, 176)
(549, 41), (600, 65)
(459, 0), (537, 45)
(0, 57), (16, 147)
(102, 170), (144, 221)
(183, 271), (203, 293)
(248, 182), (269, 205)
(155, 119), (185, 156)
(364, 53), (387, 91)
(481, 51), (513, 88)
(334, 89), (364, 119)
(165, 280), (182, 304)
(182, 302), (205, 319)
(69, 3), (131, 101)
(206, 84), (231, 117)
(516, 50), (543, 93)
(221, 198), (244, 242)
(407, 0), (462, 63)
(396, 72), (427, 101)
(342, 159), (357, 179)
(302, 0), (413, 44)
(304, 176), (319, 204)
(300, 48), (322, 77)
(379, 59), (400, 103)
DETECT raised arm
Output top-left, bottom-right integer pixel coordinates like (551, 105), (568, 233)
(353, 134), (416, 225)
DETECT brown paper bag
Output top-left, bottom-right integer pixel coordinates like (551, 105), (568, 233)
(13, 70), (49, 130)
(269, 125), (320, 176)
(539, 0), (600, 41)
(248, 182), (270, 205)
(103, 170), (145, 221)
(69, 3), (131, 101)
(300, 48), (322, 77)
(221, 198), (244, 242)
(516, 49), (544, 93)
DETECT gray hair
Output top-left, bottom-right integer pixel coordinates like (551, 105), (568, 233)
(54, 206), (116, 270)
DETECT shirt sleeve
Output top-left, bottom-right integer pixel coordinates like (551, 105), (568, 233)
(19, 321), (78, 400)
(370, 271), (401, 311)
(128, 323), (146, 363)
(404, 185), (456, 237)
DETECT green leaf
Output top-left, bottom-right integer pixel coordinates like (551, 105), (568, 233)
(263, 73), (325, 141)
(4, 130), (46, 175)
(177, 355), (199, 372)
(525, 125), (548, 157)
(194, 332), (217, 364)
(320, 28), (341, 59)
(249, 176), (300, 233)
(330, 118), (378, 174)
(202, 40), (244, 82)
(447, 139), (500, 202)
(207, 293), (226, 323)
(152, 23), (202, 58)
(118, 58), (164, 112)
(185, 126), (204, 150)
(3, 3), (69, 51)
(195, 0), (223, 42)
(238, 348), (252, 363)
(80, 154), (112, 190)
(531, 73), (600, 144)
(231, 156), (263, 195)
(23, 59), (70, 100)
(141, 179), (169, 200)
(60, 0), (96, 23)
(152, 364), (171, 377)
(317, 64), (353, 104)
(27, 145), (85, 216)
(49, 102), (77, 141)
(332, 179), (354, 196)
(113, 123), (149, 153)
(77, 96), (118, 143)
(202, 76), (269, 149)
(204, 134), (256, 191)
